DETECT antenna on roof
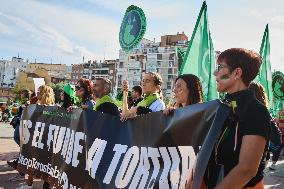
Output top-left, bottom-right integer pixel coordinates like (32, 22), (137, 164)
(104, 38), (106, 61)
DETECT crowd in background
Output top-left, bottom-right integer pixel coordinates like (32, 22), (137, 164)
(2, 48), (284, 189)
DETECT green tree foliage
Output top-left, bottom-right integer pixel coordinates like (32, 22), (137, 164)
(50, 82), (65, 103)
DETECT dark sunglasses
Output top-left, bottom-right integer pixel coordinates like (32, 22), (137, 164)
(75, 85), (81, 91)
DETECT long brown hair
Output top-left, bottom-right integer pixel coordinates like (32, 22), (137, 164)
(249, 82), (268, 107)
(176, 74), (203, 106)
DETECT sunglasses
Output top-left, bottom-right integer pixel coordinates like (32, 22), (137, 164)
(75, 86), (82, 91)
(215, 64), (229, 72)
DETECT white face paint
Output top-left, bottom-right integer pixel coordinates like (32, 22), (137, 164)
(214, 62), (234, 93)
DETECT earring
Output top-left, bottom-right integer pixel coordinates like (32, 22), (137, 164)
(234, 77), (237, 80)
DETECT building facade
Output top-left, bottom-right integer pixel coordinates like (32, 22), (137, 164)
(116, 34), (188, 98)
(16, 68), (51, 92)
(0, 87), (15, 100)
(160, 32), (188, 47)
(26, 63), (71, 81)
(0, 57), (28, 88)
(71, 59), (118, 91)
(71, 64), (84, 84)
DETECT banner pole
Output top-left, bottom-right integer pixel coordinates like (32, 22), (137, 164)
(122, 52), (129, 113)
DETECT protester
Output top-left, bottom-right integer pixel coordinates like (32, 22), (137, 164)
(17, 85), (55, 189)
(61, 84), (77, 109)
(75, 78), (95, 110)
(29, 92), (38, 104)
(93, 77), (120, 116)
(128, 85), (143, 108)
(121, 72), (165, 120)
(275, 103), (284, 156)
(38, 85), (55, 189)
(11, 90), (30, 146)
(7, 90), (31, 182)
(163, 74), (203, 115)
(249, 82), (282, 171)
(201, 48), (271, 189)
(6, 97), (12, 106)
(37, 85), (55, 105)
(1, 106), (10, 122)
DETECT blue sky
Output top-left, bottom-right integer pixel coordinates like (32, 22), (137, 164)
(0, 0), (283, 72)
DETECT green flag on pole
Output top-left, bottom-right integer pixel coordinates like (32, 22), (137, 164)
(258, 24), (273, 108)
(179, 1), (217, 101)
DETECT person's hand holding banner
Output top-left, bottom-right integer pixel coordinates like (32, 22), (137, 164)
(121, 80), (134, 121)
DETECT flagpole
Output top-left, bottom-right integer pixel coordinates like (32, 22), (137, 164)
(179, 1), (207, 75)
(122, 52), (129, 113)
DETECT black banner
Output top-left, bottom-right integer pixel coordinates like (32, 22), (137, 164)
(18, 100), (230, 189)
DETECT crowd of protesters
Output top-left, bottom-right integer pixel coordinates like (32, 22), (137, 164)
(2, 47), (284, 189)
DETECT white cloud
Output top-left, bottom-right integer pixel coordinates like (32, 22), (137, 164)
(88, 0), (193, 20)
(0, 11), (90, 57)
(0, 21), (14, 35)
(0, 0), (283, 72)
(40, 25), (74, 54)
(0, 0), (121, 63)
(2, 10), (112, 61)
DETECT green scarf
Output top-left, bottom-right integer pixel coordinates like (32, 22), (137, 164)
(76, 97), (83, 107)
(94, 95), (117, 111)
(137, 93), (159, 107)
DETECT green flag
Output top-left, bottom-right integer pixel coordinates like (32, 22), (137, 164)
(179, 1), (217, 101)
(177, 47), (186, 61)
(258, 24), (273, 108)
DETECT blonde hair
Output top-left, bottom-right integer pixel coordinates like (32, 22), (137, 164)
(37, 85), (55, 106)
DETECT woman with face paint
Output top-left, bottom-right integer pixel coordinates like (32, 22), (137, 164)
(200, 48), (270, 189)
(163, 74), (203, 115)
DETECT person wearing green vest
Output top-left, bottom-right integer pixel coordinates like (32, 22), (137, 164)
(93, 77), (119, 116)
(121, 72), (165, 121)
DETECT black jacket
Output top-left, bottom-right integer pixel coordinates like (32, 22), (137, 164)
(96, 102), (120, 116)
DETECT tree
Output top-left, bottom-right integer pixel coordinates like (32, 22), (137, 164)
(50, 82), (65, 103)
(12, 83), (29, 102)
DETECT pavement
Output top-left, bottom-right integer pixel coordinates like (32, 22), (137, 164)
(0, 123), (43, 189)
(1, 122), (284, 189)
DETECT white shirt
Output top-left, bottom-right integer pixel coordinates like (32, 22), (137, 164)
(149, 99), (165, 112)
